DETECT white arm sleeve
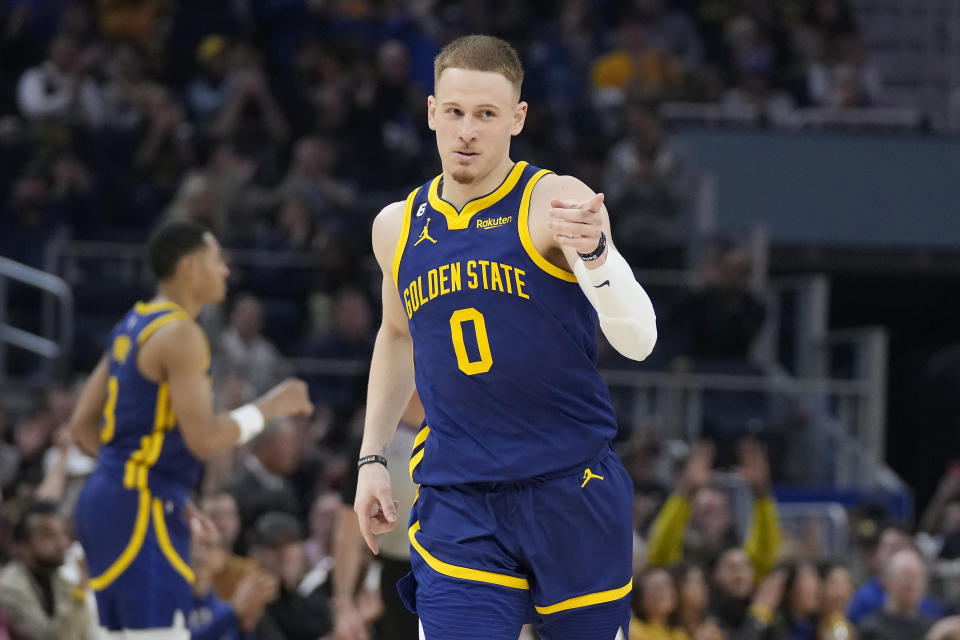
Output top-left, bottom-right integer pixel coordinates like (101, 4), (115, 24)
(573, 249), (657, 361)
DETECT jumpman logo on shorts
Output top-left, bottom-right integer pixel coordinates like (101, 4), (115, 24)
(581, 468), (604, 488)
(415, 218), (437, 245)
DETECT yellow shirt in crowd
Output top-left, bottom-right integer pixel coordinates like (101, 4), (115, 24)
(629, 618), (691, 640)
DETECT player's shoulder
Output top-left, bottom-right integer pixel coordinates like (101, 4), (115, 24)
(372, 199), (408, 236)
(532, 173), (596, 201)
(143, 314), (206, 357)
(371, 198), (410, 266)
(529, 173), (597, 218)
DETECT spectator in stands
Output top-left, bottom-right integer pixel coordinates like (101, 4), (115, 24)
(708, 548), (786, 637)
(100, 43), (152, 135)
(819, 562), (856, 640)
(603, 99), (695, 267)
(630, 566), (689, 640)
(206, 43), (290, 145)
(722, 51), (795, 124)
(848, 524), (944, 624)
(0, 162), (65, 269)
(165, 173), (223, 234)
(674, 238), (766, 362)
(203, 140), (258, 220)
(134, 85), (195, 196)
(0, 501), (97, 640)
(807, 34), (881, 108)
(768, 559), (823, 640)
(859, 547), (935, 640)
(16, 34), (105, 131)
(187, 36), (239, 127)
(303, 491), (339, 571)
(592, 17), (686, 103)
(189, 511), (277, 640)
(273, 136), (357, 226)
(216, 294), (286, 398)
(202, 489), (242, 554)
(200, 490), (259, 599)
(248, 511), (340, 640)
(227, 419), (303, 543)
(302, 288), (375, 416)
(49, 149), (99, 237)
(672, 562), (710, 637)
(647, 441), (781, 580)
(634, 0), (704, 72)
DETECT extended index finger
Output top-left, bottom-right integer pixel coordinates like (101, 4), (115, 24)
(356, 503), (380, 555)
(582, 192), (604, 213)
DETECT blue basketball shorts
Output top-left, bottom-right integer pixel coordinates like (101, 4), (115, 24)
(397, 447), (633, 640)
(75, 471), (194, 631)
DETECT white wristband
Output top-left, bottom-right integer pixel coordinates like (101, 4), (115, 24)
(573, 249), (657, 361)
(230, 404), (265, 444)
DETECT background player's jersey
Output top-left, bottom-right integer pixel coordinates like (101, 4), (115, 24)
(394, 161), (619, 485)
(95, 301), (204, 502)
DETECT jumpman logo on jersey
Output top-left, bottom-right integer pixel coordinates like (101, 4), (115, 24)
(581, 468), (604, 488)
(414, 217), (437, 246)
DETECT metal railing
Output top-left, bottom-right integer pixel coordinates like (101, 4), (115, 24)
(291, 355), (884, 488)
(0, 256), (74, 383)
(49, 239), (889, 487)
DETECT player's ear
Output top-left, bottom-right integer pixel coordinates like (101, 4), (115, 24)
(511, 101), (527, 136)
(427, 95), (437, 131)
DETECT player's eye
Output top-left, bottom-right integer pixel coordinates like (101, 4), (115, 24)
(481, 110), (495, 118)
(448, 108), (462, 116)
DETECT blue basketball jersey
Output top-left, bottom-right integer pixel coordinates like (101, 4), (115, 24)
(95, 301), (205, 501)
(394, 161), (619, 485)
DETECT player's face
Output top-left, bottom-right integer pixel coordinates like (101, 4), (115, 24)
(428, 68), (527, 186)
(194, 232), (229, 304)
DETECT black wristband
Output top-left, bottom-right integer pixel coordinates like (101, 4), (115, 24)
(358, 454), (388, 469)
(577, 230), (606, 262)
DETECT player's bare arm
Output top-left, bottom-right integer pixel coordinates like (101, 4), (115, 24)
(529, 173), (658, 361)
(355, 199), (416, 554)
(143, 317), (312, 460)
(69, 355), (110, 456)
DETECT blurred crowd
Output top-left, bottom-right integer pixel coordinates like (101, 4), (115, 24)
(8, 380), (960, 639)
(0, 0), (923, 639)
(0, 0), (878, 274)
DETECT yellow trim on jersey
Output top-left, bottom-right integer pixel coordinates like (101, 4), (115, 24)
(413, 425), (430, 449)
(100, 376), (119, 443)
(123, 383), (175, 490)
(392, 188), (419, 289)
(89, 489), (152, 591)
(518, 170), (578, 282)
(134, 301), (186, 315)
(152, 498), (195, 584)
(534, 578), (633, 615)
(428, 161), (528, 230)
(409, 448), (425, 481)
(137, 311), (190, 346)
(408, 521), (530, 590)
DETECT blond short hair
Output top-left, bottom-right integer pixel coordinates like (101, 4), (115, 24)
(433, 35), (523, 97)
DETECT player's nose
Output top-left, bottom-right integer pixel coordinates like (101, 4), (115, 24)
(458, 115), (478, 140)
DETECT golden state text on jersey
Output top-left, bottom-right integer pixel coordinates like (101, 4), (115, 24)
(393, 161), (619, 485)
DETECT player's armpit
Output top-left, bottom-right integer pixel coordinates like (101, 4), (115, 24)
(69, 355), (110, 456)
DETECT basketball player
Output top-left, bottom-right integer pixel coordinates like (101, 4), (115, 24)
(354, 36), (658, 640)
(69, 220), (312, 639)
